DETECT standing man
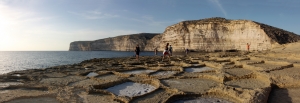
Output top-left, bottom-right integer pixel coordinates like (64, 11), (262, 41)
(135, 45), (140, 61)
(162, 43), (171, 61)
(185, 48), (189, 55)
(247, 43), (251, 52)
(154, 48), (158, 56)
(169, 45), (173, 56)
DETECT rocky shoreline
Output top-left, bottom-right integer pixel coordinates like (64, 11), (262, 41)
(1, 48), (300, 103)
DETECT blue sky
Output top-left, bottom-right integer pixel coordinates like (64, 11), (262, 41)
(0, 0), (299, 51)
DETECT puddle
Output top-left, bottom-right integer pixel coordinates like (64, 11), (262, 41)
(185, 67), (214, 72)
(151, 71), (177, 76)
(122, 70), (155, 74)
(173, 97), (232, 103)
(86, 72), (99, 77)
(6, 97), (59, 103)
(0, 82), (23, 88)
(106, 82), (156, 97)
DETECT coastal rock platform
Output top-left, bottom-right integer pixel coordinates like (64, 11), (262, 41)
(1, 45), (300, 102)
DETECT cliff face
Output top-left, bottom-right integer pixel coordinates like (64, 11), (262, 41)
(69, 41), (92, 51)
(254, 22), (300, 44)
(69, 17), (300, 51)
(158, 17), (300, 51)
(144, 34), (162, 51)
(69, 33), (160, 51)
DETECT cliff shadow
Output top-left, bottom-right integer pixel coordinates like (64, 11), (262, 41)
(267, 86), (292, 103)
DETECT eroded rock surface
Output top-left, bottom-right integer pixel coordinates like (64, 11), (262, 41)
(1, 48), (300, 102)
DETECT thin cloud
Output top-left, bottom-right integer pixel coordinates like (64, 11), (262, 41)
(69, 10), (119, 20)
(65, 29), (140, 41)
(124, 14), (175, 29)
(208, 0), (227, 17)
(117, 10), (160, 26)
(0, 1), (55, 31)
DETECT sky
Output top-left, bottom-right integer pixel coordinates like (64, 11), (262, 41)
(0, 0), (299, 51)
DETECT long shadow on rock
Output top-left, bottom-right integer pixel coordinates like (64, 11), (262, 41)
(267, 87), (292, 103)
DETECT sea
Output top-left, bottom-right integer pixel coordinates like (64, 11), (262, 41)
(0, 51), (159, 74)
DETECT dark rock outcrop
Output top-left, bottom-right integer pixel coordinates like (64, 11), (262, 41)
(254, 22), (300, 44)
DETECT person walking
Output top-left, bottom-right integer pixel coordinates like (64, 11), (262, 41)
(169, 45), (173, 56)
(135, 45), (140, 61)
(162, 43), (171, 61)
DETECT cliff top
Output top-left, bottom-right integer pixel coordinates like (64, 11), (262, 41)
(96, 33), (160, 41)
(183, 17), (231, 23)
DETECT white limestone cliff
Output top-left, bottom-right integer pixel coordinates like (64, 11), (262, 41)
(69, 17), (300, 51)
(69, 33), (159, 51)
(158, 18), (273, 52)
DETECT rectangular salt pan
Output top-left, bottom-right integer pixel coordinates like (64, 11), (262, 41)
(106, 82), (156, 97)
(185, 67), (214, 72)
(151, 71), (177, 76)
(122, 70), (155, 74)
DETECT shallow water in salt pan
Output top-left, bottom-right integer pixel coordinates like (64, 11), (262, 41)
(106, 82), (156, 97)
(11, 74), (22, 77)
(86, 72), (99, 77)
(151, 71), (177, 76)
(122, 70), (155, 74)
(185, 67), (214, 72)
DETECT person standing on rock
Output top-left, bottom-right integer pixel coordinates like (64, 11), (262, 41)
(154, 48), (158, 56)
(162, 43), (170, 61)
(247, 43), (251, 52)
(185, 48), (189, 55)
(135, 45), (140, 61)
(169, 45), (173, 56)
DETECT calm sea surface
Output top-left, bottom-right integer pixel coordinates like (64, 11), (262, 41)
(0, 51), (159, 74)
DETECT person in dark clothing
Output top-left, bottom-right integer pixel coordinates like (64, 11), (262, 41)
(162, 43), (170, 61)
(135, 45), (140, 61)
(169, 45), (173, 56)
(185, 48), (189, 55)
(154, 48), (158, 56)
